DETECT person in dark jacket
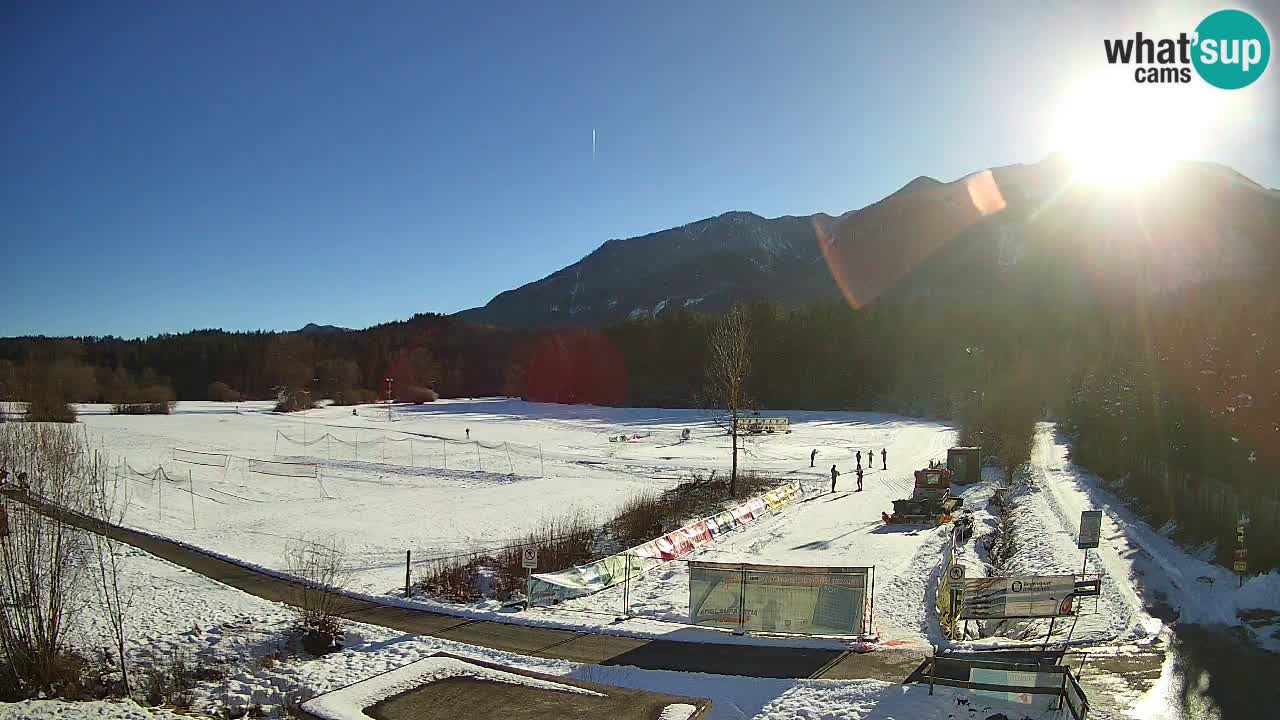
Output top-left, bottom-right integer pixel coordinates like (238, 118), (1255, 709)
(830, 465), (840, 493)
(810, 449), (817, 467)
(881, 447), (887, 470)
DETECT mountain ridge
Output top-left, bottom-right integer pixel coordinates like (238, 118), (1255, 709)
(457, 158), (1279, 330)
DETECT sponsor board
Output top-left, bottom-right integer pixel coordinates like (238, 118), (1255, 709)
(734, 417), (790, 434)
(960, 575), (1077, 619)
(689, 562), (870, 635)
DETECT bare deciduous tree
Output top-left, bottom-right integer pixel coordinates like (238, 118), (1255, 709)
(86, 454), (133, 696)
(704, 305), (752, 497)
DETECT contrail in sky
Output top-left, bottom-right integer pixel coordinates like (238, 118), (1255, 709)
(592, 129), (596, 161)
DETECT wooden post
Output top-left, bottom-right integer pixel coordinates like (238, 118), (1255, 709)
(405, 550), (412, 598)
(539, 445), (545, 477)
(505, 444), (514, 474)
(409, 439), (414, 467)
(273, 430), (280, 456)
(443, 439), (448, 470)
(476, 443), (482, 471)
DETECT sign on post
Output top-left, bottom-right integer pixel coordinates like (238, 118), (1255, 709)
(1233, 548), (1247, 574)
(960, 575), (1077, 619)
(949, 564), (966, 582)
(1078, 511), (1102, 549)
(521, 547), (539, 569)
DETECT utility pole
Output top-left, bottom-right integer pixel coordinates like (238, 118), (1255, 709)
(385, 377), (393, 422)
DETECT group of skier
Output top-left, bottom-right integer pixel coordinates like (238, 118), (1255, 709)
(816, 447), (887, 493)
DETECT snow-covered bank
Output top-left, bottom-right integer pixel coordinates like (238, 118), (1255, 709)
(1031, 422), (1280, 651)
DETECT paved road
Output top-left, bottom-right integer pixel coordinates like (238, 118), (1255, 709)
(2, 487), (923, 681)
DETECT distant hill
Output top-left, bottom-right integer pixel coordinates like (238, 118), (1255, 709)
(297, 323), (351, 336)
(457, 158), (1279, 329)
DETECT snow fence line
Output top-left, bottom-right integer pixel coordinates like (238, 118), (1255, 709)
(528, 481), (804, 605)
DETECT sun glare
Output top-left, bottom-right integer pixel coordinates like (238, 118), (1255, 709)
(1054, 75), (1212, 190)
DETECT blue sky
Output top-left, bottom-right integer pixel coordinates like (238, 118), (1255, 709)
(3, 1), (1276, 338)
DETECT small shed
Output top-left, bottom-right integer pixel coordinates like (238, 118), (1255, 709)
(947, 447), (981, 485)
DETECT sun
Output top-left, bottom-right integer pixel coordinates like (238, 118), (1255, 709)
(1053, 74), (1211, 190)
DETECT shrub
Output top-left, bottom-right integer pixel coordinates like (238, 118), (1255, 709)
(283, 538), (350, 656)
(25, 394), (77, 423)
(208, 381), (242, 402)
(397, 386), (438, 404)
(273, 389), (317, 413)
(329, 388), (378, 406)
(110, 382), (176, 415)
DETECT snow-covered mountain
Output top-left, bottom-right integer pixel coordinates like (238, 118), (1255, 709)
(458, 158), (1279, 328)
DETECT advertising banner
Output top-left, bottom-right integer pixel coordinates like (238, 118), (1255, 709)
(959, 575), (1076, 619)
(528, 481), (803, 605)
(689, 562), (870, 635)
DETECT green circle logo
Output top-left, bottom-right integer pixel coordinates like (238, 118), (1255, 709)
(1193, 9), (1270, 89)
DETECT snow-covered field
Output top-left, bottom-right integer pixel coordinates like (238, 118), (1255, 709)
(73, 400), (1241, 652)
(79, 399), (958, 607)
(16, 403), (1279, 719)
(8, 533), (1078, 720)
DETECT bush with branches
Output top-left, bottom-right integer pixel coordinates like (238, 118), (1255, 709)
(283, 538), (350, 655)
(207, 381), (243, 403)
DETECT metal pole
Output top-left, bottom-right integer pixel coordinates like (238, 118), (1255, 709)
(156, 469), (162, 520)
(1081, 548), (1088, 577)
(868, 565), (876, 636)
(622, 553), (632, 618)
(274, 430), (279, 456)
(405, 550), (411, 598)
(189, 469), (196, 529)
(505, 444), (514, 474)
(1044, 616), (1057, 650)
(539, 445), (545, 477)
(443, 439), (447, 470)
(737, 564), (747, 634)
(409, 439), (414, 467)
(476, 443), (482, 471)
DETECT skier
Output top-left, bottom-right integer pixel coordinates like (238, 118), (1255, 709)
(810, 449), (817, 467)
(466, 428), (471, 440)
(881, 447), (887, 470)
(352, 408), (358, 416)
(856, 450), (862, 468)
(856, 466), (864, 491)
(830, 464), (840, 493)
